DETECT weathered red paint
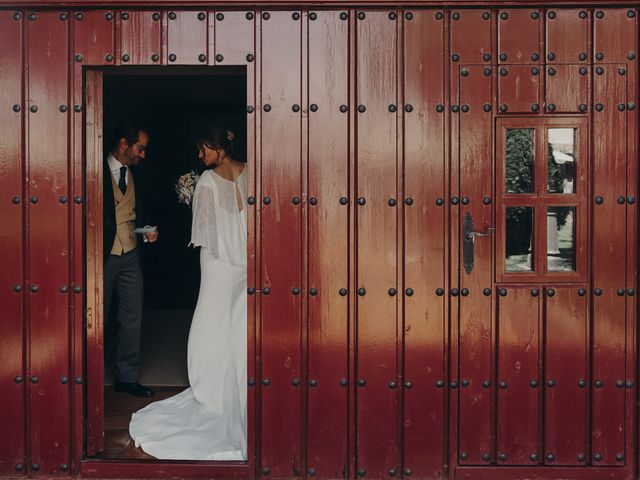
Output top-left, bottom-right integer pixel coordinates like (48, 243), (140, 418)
(0, 10), (26, 476)
(592, 63), (628, 466)
(119, 11), (162, 65)
(497, 8), (540, 64)
(545, 64), (588, 114)
(402, 9), (447, 479)
(498, 65), (539, 114)
(355, 10), (399, 478)
(544, 286), (588, 465)
(27, 11), (71, 476)
(307, 10), (349, 479)
(260, 10), (304, 478)
(0, 4), (638, 480)
(457, 61), (494, 466)
(496, 287), (539, 465)
(545, 8), (589, 64)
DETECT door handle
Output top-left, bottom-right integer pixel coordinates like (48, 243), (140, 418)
(463, 213), (494, 274)
(465, 227), (495, 241)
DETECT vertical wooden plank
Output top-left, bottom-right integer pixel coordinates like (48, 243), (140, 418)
(591, 64), (627, 466)
(448, 9), (461, 474)
(166, 10), (208, 65)
(347, 9), (358, 479)
(84, 70), (104, 457)
(245, 10), (258, 472)
(119, 10), (162, 65)
(355, 10), (399, 478)
(213, 10), (255, 66)
(306, 10), (349, 479)
(260, 10), (303, 478)
(498, 65), (540, 114)
(545, 65), (588, 114)
(545, 9), (589, 64)
(458, 64), (494, 466)
(623, 10), (638, 470)
(26, 10), (70, 475)
(73, 10), (114, 66)
(450, 9), (492, 65)
(0, 10), (25, 475)
(497, 9), (541, 64)
(594, 9), (637, 64)
(544, 286), (588, 465)
(403, 9), (446, 479)
(496, 287), (539, 465)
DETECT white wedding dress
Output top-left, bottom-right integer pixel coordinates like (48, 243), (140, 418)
(129, 168), (248, 460)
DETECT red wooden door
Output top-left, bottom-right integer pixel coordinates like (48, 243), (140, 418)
(454, 108), (636, 480)
(452, 8), (637, 480)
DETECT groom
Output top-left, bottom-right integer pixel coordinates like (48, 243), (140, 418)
(104, 119), (158, 397)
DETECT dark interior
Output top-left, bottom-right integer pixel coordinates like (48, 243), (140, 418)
(102, 67), (247, 389)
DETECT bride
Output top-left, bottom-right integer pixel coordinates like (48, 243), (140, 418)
(129, 126), (247, 460)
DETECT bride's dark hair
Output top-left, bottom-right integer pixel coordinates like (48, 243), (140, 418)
(196, 126), (238, 161)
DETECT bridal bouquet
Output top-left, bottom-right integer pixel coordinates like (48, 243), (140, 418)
(175, 170), (200, 206)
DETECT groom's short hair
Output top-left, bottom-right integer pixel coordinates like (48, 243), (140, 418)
(111, 119), (150, 150)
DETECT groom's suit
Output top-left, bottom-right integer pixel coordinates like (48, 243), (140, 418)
(103, 157), (150, 383)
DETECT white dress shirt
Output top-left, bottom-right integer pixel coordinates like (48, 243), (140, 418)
(108, 153), (128, 186)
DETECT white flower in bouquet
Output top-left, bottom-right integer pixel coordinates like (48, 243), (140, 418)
(175, 170), (201, 206)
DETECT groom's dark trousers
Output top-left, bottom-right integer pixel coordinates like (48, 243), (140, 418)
(104, 250), (144, 382)
(103, 161), (148, 383)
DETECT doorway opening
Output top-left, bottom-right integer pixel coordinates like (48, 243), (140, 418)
(91, 66), (248, 461)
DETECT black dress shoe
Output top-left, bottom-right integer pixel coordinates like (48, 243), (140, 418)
(114, 381), (154, 397)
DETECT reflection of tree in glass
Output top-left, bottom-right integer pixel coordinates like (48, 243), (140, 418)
(505, 129), (534, 255)
(506, 206), (532, 256)
(506, 129), (533, 194)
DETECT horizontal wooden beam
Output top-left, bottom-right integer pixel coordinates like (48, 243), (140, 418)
(0, 1), (638, 8)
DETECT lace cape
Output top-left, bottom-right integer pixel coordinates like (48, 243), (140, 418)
(190, 168), (247, 266)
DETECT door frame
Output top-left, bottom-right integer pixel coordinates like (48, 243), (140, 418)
(83, 67), (257, 477)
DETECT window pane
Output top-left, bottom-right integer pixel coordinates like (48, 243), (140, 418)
(506, 128), (534, 194)
(547, 206), (576, 271)
(548, 128), (576, 194)
(506, 207), (534, 272)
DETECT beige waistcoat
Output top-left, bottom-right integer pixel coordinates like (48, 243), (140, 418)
(110, 172), (138, 255)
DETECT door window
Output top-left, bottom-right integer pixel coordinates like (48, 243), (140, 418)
(496, 118), (587, 282)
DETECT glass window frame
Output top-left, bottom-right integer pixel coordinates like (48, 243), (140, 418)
(495, 117), (588, 283)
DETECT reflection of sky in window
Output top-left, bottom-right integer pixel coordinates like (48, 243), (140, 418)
(548, 128), (574, 157)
